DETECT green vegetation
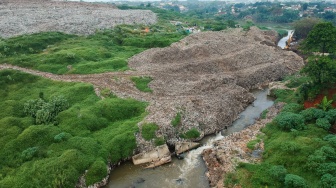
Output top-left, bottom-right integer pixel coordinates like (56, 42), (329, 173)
(302, 22), (336, 54)
(260, 109), (268, 119)
(0, 70), (147, 187)
(225, 23), (336, 187)
(171, 112), (182, 127)
(142, 123), (159, 141)
(131, 76), (153, 92)
(0, 15), (187, 74)
(180, 128), (200, 139)
(154, 137), (166, 146)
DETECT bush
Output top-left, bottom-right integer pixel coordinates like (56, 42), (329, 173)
(269, 165), (287, 182)
(284, 174), (308, 188)
(317, 163), (336, 176)
(85, 159), (107, 186)
(54, 132), (72, 143)
(320, 174), (336, 188)
(300, 108), (326, 123)
(326, 109), (336, 124)
(142, 123), (158, 141)
(23, 96), (69, 125)
(180, 128), (200, 139)
(274, 112), (305, 131)
(21, 146), (39, 161)
(171, 112), (181, 127)
(282, 103), (304, 113)
(316, 118), (332, 130)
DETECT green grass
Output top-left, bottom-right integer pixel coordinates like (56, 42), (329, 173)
(131, 76), (153, 92)
(0, 70), (148, 187)
(171, 112), (181, 127)
(260, 109), (268, 119)
(0, 24), (186, 74)
(180, 128), (200, 139)
(142, 123), (158, 141)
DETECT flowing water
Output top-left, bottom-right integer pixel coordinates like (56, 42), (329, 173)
(277, 30), (294, 49)
(105, 89), (274, 188)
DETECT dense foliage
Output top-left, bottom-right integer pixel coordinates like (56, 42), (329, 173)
(0, 70), (147, 187)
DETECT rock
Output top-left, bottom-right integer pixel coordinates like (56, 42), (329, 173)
(175, 142), (200, 155)
(132, 144), (171, 166)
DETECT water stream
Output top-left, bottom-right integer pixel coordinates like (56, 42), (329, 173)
(277, 30), (294, 49)
(105, 89), (274, 188)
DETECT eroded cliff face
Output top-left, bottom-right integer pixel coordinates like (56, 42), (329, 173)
(128, 27), (304, 152)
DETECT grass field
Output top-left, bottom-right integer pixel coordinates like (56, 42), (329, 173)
(0, 70), (148, 187)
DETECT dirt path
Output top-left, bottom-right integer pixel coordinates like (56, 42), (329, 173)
(0, 63), (152, 101)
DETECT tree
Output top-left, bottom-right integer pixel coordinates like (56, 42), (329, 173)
(302, 3), (308, 11)
(303, 22), (336, 54)
(316, 96), (333, 111)
(301, 57), (336, 86)
(292, 17), (321, 40)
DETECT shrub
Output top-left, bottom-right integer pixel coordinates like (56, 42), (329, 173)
(274, 112), (305, 131)
(282, 103), (304, 113)
(171, 112), (181, 127)
(180, 128), (200, 139)
(269, 165), (287, 182)
(317, 163), (336, 176)
(85, 159), (107, 186)
(316, 118), (332, 130)
(54, 132), (72, 143)
(320, 174), (336, 188)
(284, 174), (308, 188)
(300, 108), (326, 123)
(23, 96), (69, 125)
(142, 123), (158, 141)
(21, 146), (39, 161)
(326, 109), (336, 124)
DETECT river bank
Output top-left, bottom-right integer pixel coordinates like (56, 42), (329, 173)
(202, 101), (284, 187)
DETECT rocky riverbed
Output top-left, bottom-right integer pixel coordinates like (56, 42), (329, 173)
(202, 101), (285, 187)
(0, 0), (156, 38)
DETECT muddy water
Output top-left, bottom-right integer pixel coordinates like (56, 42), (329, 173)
(277, 30), (294, 49)
(105, 89), (274, 188)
